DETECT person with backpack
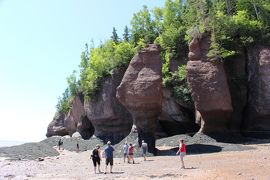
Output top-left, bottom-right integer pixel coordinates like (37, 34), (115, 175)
(91, 144), (102, 174)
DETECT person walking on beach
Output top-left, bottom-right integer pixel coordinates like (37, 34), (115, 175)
(128, 143), (135, 164)
(91, 145), (102, 174)
(104, 141), (114, 174)
(123, 142), (128, 163)
(176, 139), (186, 169)
(76, 140), (80, 152)
(58, 138), (63, 150)
(141, 140), (148, 161)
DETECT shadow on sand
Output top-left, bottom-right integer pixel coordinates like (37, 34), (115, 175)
(144, 159), (154, 161)
(158, 144), (222, 156)
(184, 167), (198, 170)
(111, 171), (124, 174)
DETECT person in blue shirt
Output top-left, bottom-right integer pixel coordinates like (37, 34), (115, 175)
(123, 142), (128, 163)
(104, 141), (115, 174)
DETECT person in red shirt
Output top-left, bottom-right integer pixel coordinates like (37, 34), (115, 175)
(128, 143), (135, 164)
(176, 139), (186, 169)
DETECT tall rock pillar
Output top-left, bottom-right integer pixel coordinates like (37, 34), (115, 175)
(116, 44), (163, 154)
(186, 35), (233, 134)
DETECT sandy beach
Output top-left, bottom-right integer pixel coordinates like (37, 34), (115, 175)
(1, 143), (270, 180)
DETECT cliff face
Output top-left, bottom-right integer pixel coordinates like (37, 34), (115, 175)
(46, 94), (94, 139)
(84, 66), (133, 143)
(46, 40), (270, 147)
(186, 35), (270, 137)
(243, 46), (270, 136)
(46, 113), (68, 137)
(64, 95), (85, 135)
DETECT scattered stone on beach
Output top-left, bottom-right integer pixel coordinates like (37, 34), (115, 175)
(0, 133), (269, 161)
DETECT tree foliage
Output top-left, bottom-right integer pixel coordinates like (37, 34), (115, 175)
(56, 88), (71, 114)
(111, 27), (119, 43)
(123, 25), (130, 42)
(55, 0), (270, 114)
(130, 5), (158, 45)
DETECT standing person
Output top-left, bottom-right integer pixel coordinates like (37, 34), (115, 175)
(76, 140), (80, 152)
(141, 140), (148, 161)
(123, 142), (128, 163)
(176, 139), (186, 169)
(58, 138), (63, 150)
(104, 141), (114, 174)
(91, 145), (102, 174)
(128, 143), (135, 164)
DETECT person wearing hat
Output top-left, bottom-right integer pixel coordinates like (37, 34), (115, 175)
(91, 144), (102, 174)
(104, 141), (115, 174)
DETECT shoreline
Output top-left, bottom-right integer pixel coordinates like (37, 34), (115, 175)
(1, 143), (270, 179)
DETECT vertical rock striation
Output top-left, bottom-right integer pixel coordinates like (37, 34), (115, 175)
(244, 46), (270, 136)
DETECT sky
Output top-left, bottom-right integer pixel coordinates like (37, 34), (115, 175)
(0, 0), (166, 142)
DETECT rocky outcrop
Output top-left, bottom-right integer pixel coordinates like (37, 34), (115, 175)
(64, 95), (85, 136)
(243, 46), (270, 136)
(46, 113), (68, 137)
(188, 35), (211, 61)
(84, 66), (133, 144)
(47, 94), (94, 139)
(157, 88), (197, 137)
(116, 44), (163, 154)
(186, 35), (233, 133)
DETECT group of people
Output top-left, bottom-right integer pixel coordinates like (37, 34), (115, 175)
(90, 140), (148, 174)
(122, 140), (148, 164)
(59, 137), (186, 174)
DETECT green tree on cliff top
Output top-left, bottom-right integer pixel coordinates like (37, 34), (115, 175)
(55, 0), (270, 115)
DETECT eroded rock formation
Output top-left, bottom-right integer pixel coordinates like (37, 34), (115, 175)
(46, 34), (270, 150)
(64, 95), (85, 135)
(46, 94), (94, 139)
(186, 35), (233, 133)
(243, 46), (270, 136)
(157, 88), (197, 137)
(46, 113), (68, 137)
(116, 44), (163, 154)
(84, 66), (133, 143)
(77, 113), (94, 139)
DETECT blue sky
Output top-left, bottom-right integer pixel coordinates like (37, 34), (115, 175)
(0, 0), (165, 142)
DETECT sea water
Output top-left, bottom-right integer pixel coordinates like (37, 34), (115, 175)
(0, 141), (26, 147)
